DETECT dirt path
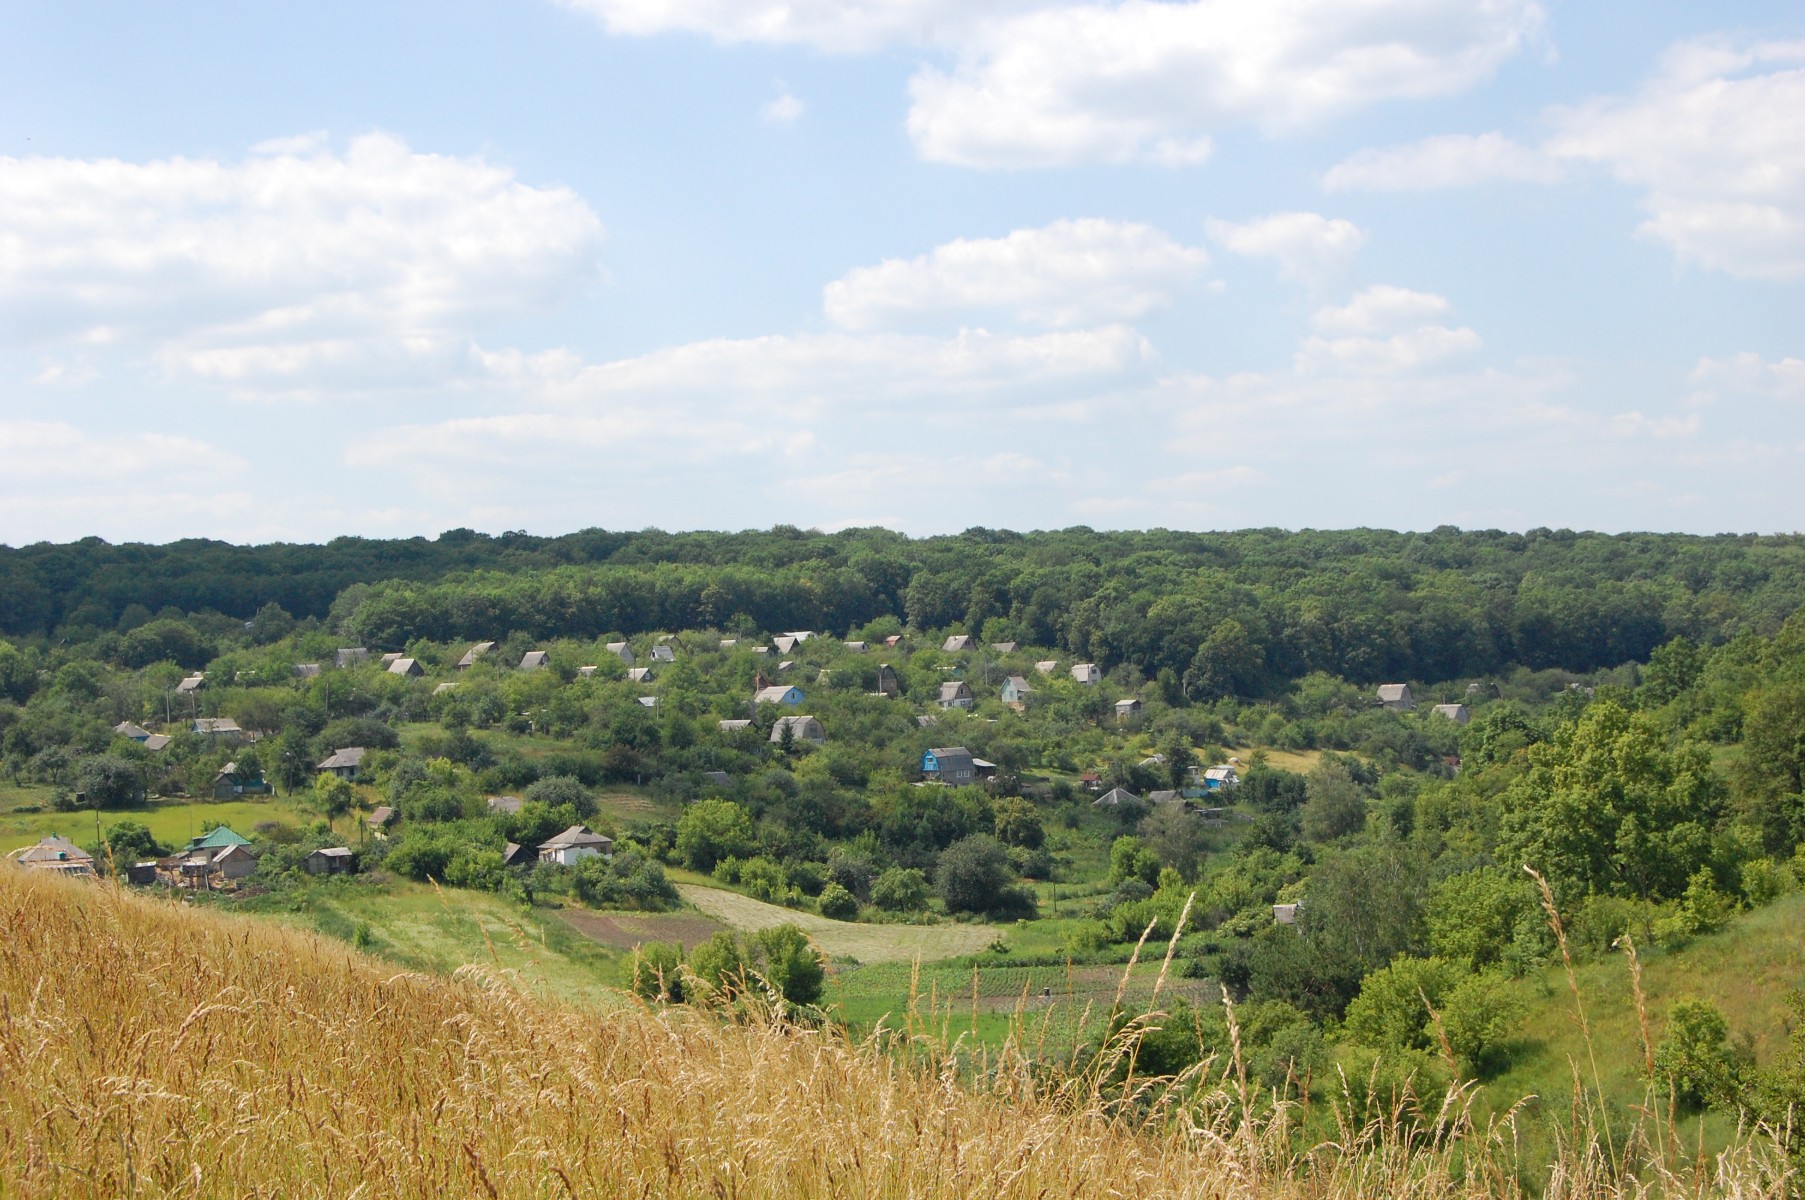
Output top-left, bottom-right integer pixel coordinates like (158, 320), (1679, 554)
(675, 884), (997, 964)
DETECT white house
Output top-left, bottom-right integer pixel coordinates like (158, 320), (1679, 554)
(937, 681), (975, 710)
(539, 825), (613, 866)
(1071, 663), (1101, 685)
(1377, 684), (1414, 711)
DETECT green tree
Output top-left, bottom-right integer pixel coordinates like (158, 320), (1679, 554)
(95, 819), (167, 867)
(817, 881), (859, 920)
(1655, 999), (1742, 1111)
(870, 866), (929, 912)
(936, 834), (1022, 916)
(628, 941), (687, 1003)
(1299, 759), (1366, 843)
(753, 924), (826, 1007)
(71, 754), (144, 808)
(1499, 700), (1718, 904)
(675, 798), (756, 871)
(992, 797), (1044, 849)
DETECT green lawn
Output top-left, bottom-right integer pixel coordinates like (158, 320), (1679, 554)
(248, 878), (625, 1006)
(0, 795), (323, 857)
(675, 883), (1000, 963)
(1478, 889), (1805, 1148)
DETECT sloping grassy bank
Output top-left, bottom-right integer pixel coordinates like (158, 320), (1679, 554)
(0, 869), (1786, 1199)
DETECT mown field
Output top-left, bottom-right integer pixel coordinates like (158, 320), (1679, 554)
(0, 789), (323, 857)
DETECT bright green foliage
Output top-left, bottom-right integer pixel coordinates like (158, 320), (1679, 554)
(627, 941), (686, 1003)
(870, 867), (929, 912)
(1344, 956), (1462, 1055)
(1500, 700), (1719, 903)
(1108, 835), (1160, 888)
(753, 924), (826, 1007)
(935, 835), (1016, 916)
(1424, 867), (1545, 971)
(817, 881), (859, 920)
(992, 797), (1044, 849)
(676, 798), (756, 871)
(1654, 999), (1741, 1111)
(688, 931), (752, 996)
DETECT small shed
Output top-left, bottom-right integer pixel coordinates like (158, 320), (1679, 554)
(456, 642), (497, 669)
(1035, 660), (1058, 675)
(1071, 663), (1101, 685)
(176, 673), (206, 694)
(1114, 698), (1143, 718)
(1377, 684), (1414, 711)
(1202, 765), (1240, 791)
(1001, 675), (1034, 706)
(650, 644), (676, 662)
(367, 806), (397, 834)
(718, 719), (754, 731)
(754, 685), (804, 706)
(1273, 903), (1299, 926)
(304, 847), (354, 876)
(293, 664), (322, 679)
(387, 657), (423, 677)
(606, 642), (635, 666)
(629, 666), (657, 683)
(874, 663), (901, 698)
(942, 635), (976, 653)
(772, 635), (799, 655)
(770, 715), (826, 745)
(937, 681), (974, 710)
(1432, 703), (1471, 725)
(334, 648), (369, 668)
(921, 747), (976, 785)
(843, 640), (868, 652)
(518, 650), (550, 671)
(577, 665), (600, 678)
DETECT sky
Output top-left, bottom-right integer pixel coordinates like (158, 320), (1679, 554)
(1, 0), (1802, 545)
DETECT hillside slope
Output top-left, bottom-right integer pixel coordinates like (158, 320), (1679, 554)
(0, 870), (1783, 1199)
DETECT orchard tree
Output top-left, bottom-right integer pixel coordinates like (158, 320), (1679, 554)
(675, 798), (756, 871)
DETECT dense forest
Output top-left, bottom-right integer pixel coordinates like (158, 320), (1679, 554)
(4, 526), (1803, 694)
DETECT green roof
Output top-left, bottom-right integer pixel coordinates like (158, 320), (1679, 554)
(189, 826), (251, 850)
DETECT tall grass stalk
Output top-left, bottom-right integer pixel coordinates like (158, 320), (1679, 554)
(0, 869), (1789, 1198)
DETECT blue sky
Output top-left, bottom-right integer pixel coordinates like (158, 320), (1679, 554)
(1, 0), (1801, 543)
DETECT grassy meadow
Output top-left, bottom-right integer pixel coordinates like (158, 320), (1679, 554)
(3, 867), (1789, 1199)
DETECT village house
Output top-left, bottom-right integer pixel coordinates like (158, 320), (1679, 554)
(1202, 765), (1240, 791)
(487, 795), (524, 815)
(920, 746), (976, 785)
(1001, 675), (1035, 707)
(367, 806), (397, 835)
(142, 734), (171, 752)
(937, 681), (975, 710)
(456, 642), (497, 669)
(754, 684), (804, 706)
(1377, 684), (1414, 711)
(192, 717), (244, 743)
(303, 847), (355, 876)
(874, 663), (901, 698)
(719, 639), (738, 649)
(629, 666), (657, 683)
(989, 641), (1018, 654)
(518, 650), (550, 671)
(883, 634), (904, 647)
(335, 648), (369, 668)
(718, 718), (753, 732)
(9, 836), (95, 877)
(540, 825), (613, 866)
(1432, 703), (1471, 724)
(501, 842), (537, 868)
(843, 640), (868, 652)
(1071, 663), (1101, 685)
(379, 653), (403, 669)
(433, 682), (458, 695)
(170, 827), (256, 887)
(293, 663), (322, 679)
(316, 747), (366, 780)
(651, 644), (675, 662)
(916, 714), (938, 728)
(942, 635), (976, 653)
(176, 673), (205, 694)
(577, 665), (599, 678)
(637, 696), (659, 707)
(387, 657), (423, 677)
(770, 715), (826, 745)
(212, 762), (270, 800)
(1094, 786), (1139, 807)
(1114, 698), (1143, 719)
(1273, 903), (1299, 925)
(114, 721), (151, 741)
(1035, 660), (1058, 675)
(606, 642), (635, 666)
(772, 635), (799, 655)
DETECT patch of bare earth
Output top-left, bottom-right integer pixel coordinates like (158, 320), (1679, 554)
(559, 909), (725, 951)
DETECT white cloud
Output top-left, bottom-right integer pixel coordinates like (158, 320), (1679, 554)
(1297, 324), (1482, 374)
(553, 0), (1012, 53)
(0, 420), (240, 481)
(823, 219), (1209, 330)
(1547, 38), (1805, 280)
(561, 0), (1545, 169)
(1688, 353), (1805, 403)
(1208, 212), (1367, 289)
(906, 0), (1546, 168)
(0, 133), (606, 389)
(1311, 285), (1452, 335)
(762, 90), (805, 123)
(1609, 410), (1701, 439)
(1323, 131), (1561, 191)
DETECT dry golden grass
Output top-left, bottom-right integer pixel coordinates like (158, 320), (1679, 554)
(0, 868), (1790, 1199)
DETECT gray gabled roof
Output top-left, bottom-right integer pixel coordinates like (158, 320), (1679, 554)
(1093, 787), (1140, 806)
(317, 746), (367, 771)
(542, 824), (613, 850)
